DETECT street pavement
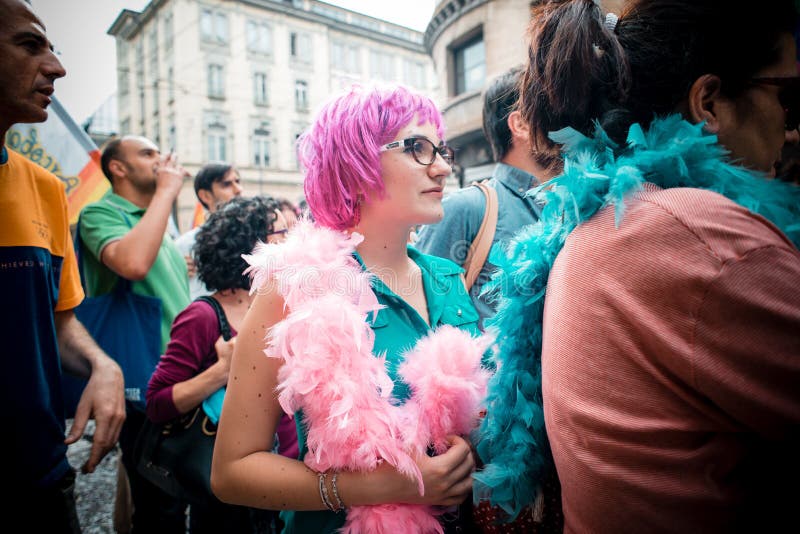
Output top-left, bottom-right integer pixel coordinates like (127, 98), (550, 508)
(66, 420), (118, 534)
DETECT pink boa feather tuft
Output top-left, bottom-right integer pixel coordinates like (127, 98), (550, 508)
(243, 220), (493, 533)
(244, 218), (379, 313)
(343, 503), (444, 534)
(399, 325), (493, 455)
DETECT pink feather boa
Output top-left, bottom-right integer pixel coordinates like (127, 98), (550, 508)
(244, 220), (493, 534)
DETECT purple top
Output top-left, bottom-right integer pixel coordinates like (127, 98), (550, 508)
(146, 299), (298, 458)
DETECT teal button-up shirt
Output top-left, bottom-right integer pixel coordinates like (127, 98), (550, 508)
(285, 245), (481, 534)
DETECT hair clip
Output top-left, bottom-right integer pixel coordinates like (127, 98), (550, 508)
(604, 13), (619, 33)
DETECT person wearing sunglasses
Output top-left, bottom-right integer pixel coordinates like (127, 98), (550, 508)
(211, 85), (485, 534)
(473, 1), (800, 533)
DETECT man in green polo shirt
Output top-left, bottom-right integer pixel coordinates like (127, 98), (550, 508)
(80, 135), (190, 533)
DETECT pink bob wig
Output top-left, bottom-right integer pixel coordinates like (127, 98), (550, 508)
(299, 84), (445, 230)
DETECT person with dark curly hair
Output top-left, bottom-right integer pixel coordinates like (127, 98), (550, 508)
(146, 195), (298, 533)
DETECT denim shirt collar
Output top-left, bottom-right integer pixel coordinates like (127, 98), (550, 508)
(493, 162), (538, 199)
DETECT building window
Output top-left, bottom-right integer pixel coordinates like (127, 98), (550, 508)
(136, 41), (144, 121)
(369, 49), (394, 81)
(138, 89), (145, 125)
(207, 64), (224, 98)
(207, 128), (226, 161)
(253, 135), (272, 167)
(246, 20), (272, 54)
(291, 124), (306, 169)
(289, 31), (312, 63)
(201, 8), (229, 44)
(168, 120), (176, 151)
(153, 117), (161, 147)
(149, 27), (158, 56)
(253, 72), (268, 106)
(152, 81), (159, 113)
(403, 59), (425, 89)
(167, 66), (174, 102)
(120, 118), (131, 135)
(117, 40), (128, 64)
(453, 36), (485, 95)
(294, 80), (308, 111)
(118, 69), (130, 96)
(164, 12), (174, 50)
(331, 41), (360, 73)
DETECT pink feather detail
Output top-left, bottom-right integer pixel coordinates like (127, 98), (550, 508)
(399, 326), (493, 456)
(272, 296), (421, 483)
(343, 504), (444, 534)
(242, 221), (494, 533)
(244, 219), (378, 313)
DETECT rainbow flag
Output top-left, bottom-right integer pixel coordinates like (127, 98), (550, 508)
(191, 201), (206, 229)
(5, 96), (109, 225)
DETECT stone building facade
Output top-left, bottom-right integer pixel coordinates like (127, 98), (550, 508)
(425, 0), (626, 186)
(110, 0), (437, 231)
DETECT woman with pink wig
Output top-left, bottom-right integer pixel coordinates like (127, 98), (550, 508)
(211, 84), (487, 533)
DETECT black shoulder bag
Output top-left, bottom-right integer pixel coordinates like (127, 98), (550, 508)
(134, 295), (231, 504)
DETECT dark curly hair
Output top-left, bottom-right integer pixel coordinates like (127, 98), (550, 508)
(193, 195), (280, 292)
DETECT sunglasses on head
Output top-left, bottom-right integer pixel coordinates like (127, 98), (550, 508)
(749, 76), (800, 132)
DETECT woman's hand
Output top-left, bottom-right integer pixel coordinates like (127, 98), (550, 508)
(214, 335), (236, 374)
(414, 435), (475, 506)
(363, 434), (475, 507)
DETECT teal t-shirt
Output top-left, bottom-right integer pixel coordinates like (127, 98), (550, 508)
(283, 245), (481, 533)
(79, 191), (190, 354)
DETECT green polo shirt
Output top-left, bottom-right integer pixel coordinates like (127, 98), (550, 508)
(79, 191), (190, 354)
(284, 246), (481, 534)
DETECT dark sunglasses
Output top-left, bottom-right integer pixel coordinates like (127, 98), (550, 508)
(749, 76), (800, 132)
(380, 137), (456, 167)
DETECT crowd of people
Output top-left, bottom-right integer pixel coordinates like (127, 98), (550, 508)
(2, 0), (799, 533)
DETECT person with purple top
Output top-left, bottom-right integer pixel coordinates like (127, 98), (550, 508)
(147, 195), (297, 532)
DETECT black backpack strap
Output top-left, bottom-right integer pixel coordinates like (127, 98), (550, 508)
(195, 295), (232, 341)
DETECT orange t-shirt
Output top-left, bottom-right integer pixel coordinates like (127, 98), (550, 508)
(0, 148), (83, 310)
(1, 146), (85, 488)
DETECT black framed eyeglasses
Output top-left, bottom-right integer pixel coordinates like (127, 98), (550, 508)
(380, 136), (455, 167)
(749, 76), (800, 132)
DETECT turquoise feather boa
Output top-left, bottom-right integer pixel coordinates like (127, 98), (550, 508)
(473, 114), (800, 517)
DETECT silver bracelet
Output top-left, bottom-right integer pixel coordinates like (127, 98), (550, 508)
(318, 471), (336, 512)
(331, 472), (345, 512)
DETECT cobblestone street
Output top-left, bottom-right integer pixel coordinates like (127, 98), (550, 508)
(66, 420), (119, 534)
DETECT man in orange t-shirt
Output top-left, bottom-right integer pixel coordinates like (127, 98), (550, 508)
(0, 0), (125, 530)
